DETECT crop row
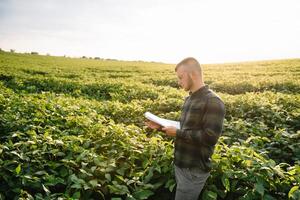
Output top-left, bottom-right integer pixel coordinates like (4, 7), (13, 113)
(1, 90), (299, 199)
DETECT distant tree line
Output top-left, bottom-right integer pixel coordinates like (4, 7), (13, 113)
(0, 48), (124, 62)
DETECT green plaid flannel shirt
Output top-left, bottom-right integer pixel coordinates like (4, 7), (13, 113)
(175, 85), (225, 172)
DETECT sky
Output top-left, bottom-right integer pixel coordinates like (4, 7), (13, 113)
(0, 0), (299, 64)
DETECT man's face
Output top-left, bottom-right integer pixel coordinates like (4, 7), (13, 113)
(176, 66), (193, 91)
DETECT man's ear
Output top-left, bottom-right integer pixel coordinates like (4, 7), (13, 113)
(189, 71), (197, 81)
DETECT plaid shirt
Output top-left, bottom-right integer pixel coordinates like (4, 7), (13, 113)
(175, 85), (225, 172)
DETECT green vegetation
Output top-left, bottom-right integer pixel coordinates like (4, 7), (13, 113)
(0, 51), (299, 200)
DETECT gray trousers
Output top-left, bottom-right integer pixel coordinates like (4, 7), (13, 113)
(174, 165), (210, 200)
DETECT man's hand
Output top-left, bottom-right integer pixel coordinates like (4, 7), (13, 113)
(145, 121), (177, 137)
(162, 126), (177, 137)
(145, 120), (162, 130)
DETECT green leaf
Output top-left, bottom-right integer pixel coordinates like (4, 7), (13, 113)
(133, 189), (154, 199)
(207, 191), (217, 199)
(91, 166), (97, 172)
(42, 184), (50, 194)
(105, 173), (111, 181)
(108, 183), (129, 195)
(56, 152), (65, 157)
(116, 168), (125, 176)
(79, 168), (92, 176)
(263, 194), (276, 200)
(165, 179), (176, 192)
(254, 182), (264, 196)
(71, 183), (82, 189)
(44, 176), (65, 186)
(89, 179), (99, 187)
(35, 171), (47, 176)
(15, 164), (21, 175)
(155, 165), (161, 173)
(72, 191), (81, 199)
(289, 186), (299, 198)
(221, 175), (230, 191)
(144, 167), (154, 183)
(59, 167), (68, 177)
(12, 188), (21, 193)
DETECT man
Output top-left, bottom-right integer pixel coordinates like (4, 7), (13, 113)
(146, 57), (225, 200)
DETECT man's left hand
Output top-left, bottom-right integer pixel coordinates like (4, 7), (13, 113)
(162, 126), (177, 137)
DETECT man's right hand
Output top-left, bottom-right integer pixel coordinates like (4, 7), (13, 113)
(145, 120), (162, 130)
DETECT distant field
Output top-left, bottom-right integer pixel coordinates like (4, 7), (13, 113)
(0, 51), (299, 200)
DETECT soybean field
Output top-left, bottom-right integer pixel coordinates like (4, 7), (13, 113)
(0, 51), (299, 200)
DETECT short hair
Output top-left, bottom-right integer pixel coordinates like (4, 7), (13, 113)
(175, 57), (202, 75)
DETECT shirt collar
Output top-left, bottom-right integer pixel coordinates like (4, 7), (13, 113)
(189, 85), (209, 97)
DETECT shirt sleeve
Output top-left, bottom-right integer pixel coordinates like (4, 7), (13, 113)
(176, 97), (225, 146)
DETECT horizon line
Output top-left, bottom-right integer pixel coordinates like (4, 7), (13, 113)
(1, 48), (299, 66)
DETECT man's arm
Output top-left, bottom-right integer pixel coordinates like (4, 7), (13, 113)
(176, 97), (225, 146)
